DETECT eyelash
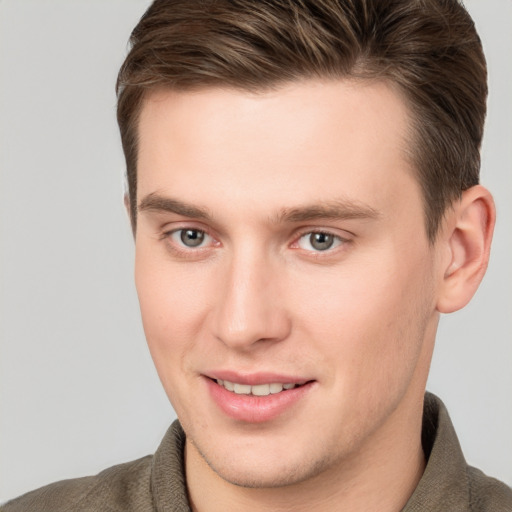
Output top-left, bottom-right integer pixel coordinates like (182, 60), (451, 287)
(293, 230), (348, 253)
(161, 227), (217, 258)
(161, 227), (350, 259)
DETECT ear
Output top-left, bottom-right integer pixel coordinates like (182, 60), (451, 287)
(436, 185), (495, 313)
(124, 193), (136, 237)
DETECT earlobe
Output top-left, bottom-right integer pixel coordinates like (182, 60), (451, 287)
(124, 193), (136, 237)
(436, 185), (495, 314)
(123, 193), (130, 215)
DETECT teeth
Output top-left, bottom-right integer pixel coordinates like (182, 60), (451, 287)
(216, 379), (298, 395)
(233, 383), (251, 394)
(269, 383), (284, 394)
(252, 384), (270, 396)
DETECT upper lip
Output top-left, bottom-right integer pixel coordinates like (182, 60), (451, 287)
(204, 370), (312, 386)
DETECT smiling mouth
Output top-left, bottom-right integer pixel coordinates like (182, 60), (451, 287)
(215, 379), (307, 396)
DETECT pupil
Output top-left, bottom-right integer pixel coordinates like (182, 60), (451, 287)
(181, 229), (204, 247)
(310, 232), (333, 251)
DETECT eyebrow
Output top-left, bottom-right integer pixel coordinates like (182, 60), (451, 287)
(138, 193), (212, 220)
(274, 200), (380, 223)
(138, 193), (380, 224)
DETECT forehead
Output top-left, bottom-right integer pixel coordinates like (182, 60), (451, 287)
(136, 79), (417, 220)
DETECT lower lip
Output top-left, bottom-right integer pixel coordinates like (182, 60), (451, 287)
(205, 378), (314, 423)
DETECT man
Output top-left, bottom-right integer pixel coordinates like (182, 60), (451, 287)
(3, 0), (511, 510)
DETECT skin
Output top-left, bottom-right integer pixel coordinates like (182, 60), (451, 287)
(133, 80), (494, 512)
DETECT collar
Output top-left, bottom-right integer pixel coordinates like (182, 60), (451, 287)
(149, 393), (474, 512)
(402, 392), (470, 511)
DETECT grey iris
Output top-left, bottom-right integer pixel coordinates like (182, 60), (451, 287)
(310, 232), (334, 251)
(180, 229), (205, 247)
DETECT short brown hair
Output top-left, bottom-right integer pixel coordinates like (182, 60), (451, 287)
(116, 0), (487, 240)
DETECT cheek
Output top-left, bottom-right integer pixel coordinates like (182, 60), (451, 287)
(134, 251), (221, 418)
(134, 248), (214, 369)
(290, 246), (434, 389)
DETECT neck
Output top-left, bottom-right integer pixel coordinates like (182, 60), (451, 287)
(186, 392), (426, 512)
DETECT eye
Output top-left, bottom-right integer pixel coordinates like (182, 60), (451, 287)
(297, 232), (343, 252)
(170, 228), (211, 248)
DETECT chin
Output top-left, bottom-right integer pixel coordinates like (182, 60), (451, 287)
(191, 435), (335, 489)
(209, 459), (319, 489)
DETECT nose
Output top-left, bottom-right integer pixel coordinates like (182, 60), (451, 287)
(212, 249), (291, 351)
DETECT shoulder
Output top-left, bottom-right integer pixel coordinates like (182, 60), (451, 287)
(2, 421), (189, 512)
(404, 393), (512, 512)
(467, 465), (512, 511)
(1, 455), (154, 512)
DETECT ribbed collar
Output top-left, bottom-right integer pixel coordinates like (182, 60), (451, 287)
(151, 420), (191, 512)
(402, 392), (470, 511)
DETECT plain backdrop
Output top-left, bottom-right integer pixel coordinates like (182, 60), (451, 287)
(1, 0), (511, 503)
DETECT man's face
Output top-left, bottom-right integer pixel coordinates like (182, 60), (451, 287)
(135, 80), (442, 487)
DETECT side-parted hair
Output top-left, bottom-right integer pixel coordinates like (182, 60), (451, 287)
(116, 0), (487, 241)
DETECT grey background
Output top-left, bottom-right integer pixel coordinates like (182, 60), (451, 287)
(0, 0), (510, 502)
